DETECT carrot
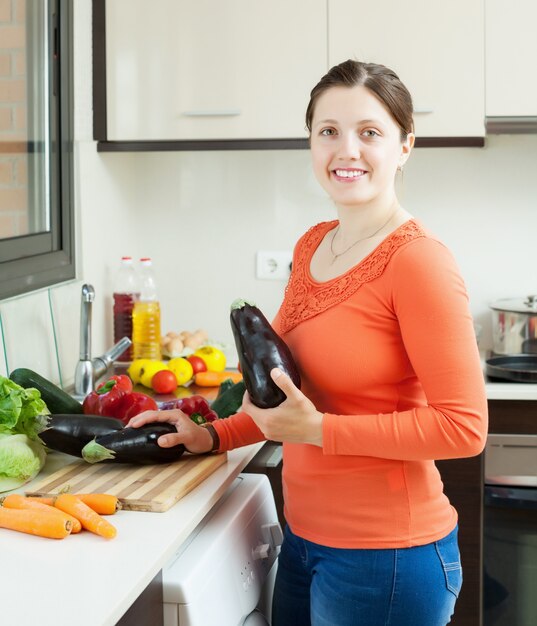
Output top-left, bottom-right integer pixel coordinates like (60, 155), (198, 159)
(26, 496), (55, 506)
(27, 493), (120, 515)
(194, 370), (243, 387)
(73, 493), (121, 515)
(54, 494), (117, 539)
(0, 507), (72, 539)
(1, 494), (82, 533)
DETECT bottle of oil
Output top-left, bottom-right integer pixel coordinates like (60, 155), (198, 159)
(132, 257), (161, 360)
(112, 256), (140, 362)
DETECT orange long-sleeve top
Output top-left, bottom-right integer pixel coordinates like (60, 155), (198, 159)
(213, 219), (488, 549)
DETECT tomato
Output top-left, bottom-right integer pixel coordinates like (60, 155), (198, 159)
(193, 346), (227, 372)
(151, 369), (178, 394)
(167, 357), (194, 386)
(187, 355), (207, 374)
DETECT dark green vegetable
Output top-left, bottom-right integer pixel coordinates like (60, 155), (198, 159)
(9, 368), (83, 415)
(81, 423), (185, 465)
(211, 380), (246, 418)
(39, 414), (124, 457)
(230, 298), (301, 409)
(216, 378), (237, 399)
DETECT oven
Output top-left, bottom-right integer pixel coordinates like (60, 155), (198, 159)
(483, 434), (537, 626)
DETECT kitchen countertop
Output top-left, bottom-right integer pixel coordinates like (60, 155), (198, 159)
(481, 352), (537, 400)
(1, 441), (265, 626)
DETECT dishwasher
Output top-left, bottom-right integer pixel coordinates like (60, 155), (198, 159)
(162, 473), (283, 626)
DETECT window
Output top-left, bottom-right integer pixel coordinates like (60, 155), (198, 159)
(0, 0), (74, 300)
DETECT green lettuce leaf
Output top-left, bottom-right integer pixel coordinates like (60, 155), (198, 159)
(0, 375), (49, 439)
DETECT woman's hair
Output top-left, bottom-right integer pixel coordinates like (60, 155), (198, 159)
(305, 59), (414, 141)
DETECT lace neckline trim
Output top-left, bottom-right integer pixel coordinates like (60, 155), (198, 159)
(279, 218), (426, 334)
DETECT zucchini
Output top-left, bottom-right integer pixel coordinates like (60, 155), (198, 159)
(216, 377), (237, 399)
(81, 423), (185, 465)
(230, 299), (301, 409)
(9, 368), (83, 415)
(39, 414), (124, 457)
(211, 380), (246, 418)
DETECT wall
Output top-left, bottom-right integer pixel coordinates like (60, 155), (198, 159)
(1, 0), (536, 386)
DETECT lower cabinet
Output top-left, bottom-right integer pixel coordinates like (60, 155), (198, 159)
(117, 571), (164, 626)
(436, 455), (484, 626)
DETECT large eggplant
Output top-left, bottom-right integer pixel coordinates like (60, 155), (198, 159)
(81, 423), (186, 465)
(39, 414), (124, 457)
(230, 299), (301, 409)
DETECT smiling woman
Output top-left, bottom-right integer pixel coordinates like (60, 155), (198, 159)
(0, 0), (74, 300)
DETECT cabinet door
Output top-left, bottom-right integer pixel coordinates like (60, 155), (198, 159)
(486, 0), (537, 117)
(328, 0), (485, 137)
(106, 0), (327, 140)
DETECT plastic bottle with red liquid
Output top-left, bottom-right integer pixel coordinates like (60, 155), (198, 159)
(112, 256), (140, 362)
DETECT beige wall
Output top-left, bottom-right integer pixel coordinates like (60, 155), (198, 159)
(1, 0), (536, 386)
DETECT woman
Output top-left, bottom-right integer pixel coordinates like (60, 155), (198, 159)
(130, 60), (488, 625)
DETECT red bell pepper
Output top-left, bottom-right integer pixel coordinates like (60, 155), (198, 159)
(114, 392), (158, 424)
(82, 375), (133, 418)
(159, 395), (218, 425)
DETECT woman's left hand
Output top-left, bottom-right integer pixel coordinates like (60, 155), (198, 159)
(242, 368), (324, 446)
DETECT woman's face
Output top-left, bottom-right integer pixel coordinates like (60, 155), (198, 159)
(309, 85), (413, 210)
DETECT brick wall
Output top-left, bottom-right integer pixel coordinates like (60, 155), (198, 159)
(0, 0), (28, 239)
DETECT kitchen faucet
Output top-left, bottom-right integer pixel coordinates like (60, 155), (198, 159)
(73, 283), (132, 400)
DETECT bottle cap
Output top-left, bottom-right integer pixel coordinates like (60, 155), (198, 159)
(121, 256), (133, 264)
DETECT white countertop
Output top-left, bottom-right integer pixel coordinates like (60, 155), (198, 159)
(1, 442), (265, 626)
(485, 380), (537, 400)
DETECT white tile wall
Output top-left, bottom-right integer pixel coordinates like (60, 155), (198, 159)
(48, 280), (85, 388)
(0, 290), (60, 382)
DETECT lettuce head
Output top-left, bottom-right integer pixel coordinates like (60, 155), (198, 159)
(0, 375), (49, 492)
(0, 433), (47, 492)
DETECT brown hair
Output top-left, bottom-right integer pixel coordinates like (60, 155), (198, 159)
(305, 59), (414, 141)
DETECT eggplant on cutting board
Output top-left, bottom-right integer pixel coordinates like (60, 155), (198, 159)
(230, 298), (301, 409)
(39, 414), (124, 457)
(81, 423), (185, 465)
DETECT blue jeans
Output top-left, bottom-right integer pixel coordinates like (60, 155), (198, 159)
(272, 525), (462, 626)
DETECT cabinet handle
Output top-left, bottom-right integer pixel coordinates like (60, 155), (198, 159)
(414, 107), (434, 114)
(181, 109), (242, 117)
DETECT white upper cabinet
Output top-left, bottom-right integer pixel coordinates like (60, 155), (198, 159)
(105, 0), (327, 140)
(485, 0), (537, 117)
(327, 0), (485, 137)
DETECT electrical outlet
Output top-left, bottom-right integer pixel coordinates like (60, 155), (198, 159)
(256, 250), (292, 280)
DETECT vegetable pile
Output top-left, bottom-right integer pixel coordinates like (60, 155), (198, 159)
(0, 492), (120, 540)
(0, 375), (48, 492)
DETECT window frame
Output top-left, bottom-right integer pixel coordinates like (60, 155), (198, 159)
(0, 0), (75, 300)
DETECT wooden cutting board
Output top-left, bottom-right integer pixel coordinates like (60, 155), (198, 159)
(26, 452), (227, 512)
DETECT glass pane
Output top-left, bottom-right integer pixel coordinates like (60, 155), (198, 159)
(0, 0), (50, 241)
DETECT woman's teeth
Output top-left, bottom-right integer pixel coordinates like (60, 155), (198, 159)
(334, 169), (365, 178)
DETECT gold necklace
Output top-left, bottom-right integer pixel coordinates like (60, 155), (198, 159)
(330, 209), (399, 264)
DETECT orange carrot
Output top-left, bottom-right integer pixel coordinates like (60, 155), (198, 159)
(54, 494), (117, 539)
(0, 506), (72, 539)
(194, 370), (243, 387)
(73, 493), (121, 515)
(2, 494), (82, 533)
(27, 493), (120, 515)
(26, 496), (55, 506)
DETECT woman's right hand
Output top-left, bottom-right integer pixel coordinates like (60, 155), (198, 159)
(126, 410), (213, 454)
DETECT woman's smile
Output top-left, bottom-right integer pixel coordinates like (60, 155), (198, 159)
(332, 167), (368, 181)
